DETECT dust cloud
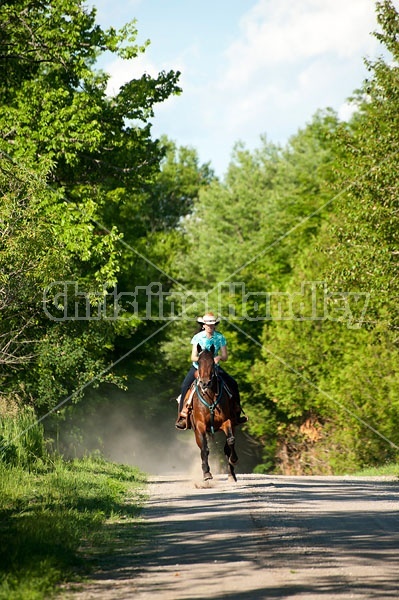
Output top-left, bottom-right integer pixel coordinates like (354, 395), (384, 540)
(57, 391), (260, 478)
(58, 397), (218, 478)
(92, 408), (200, 476)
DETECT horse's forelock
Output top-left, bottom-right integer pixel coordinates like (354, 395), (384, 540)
(198, 348), (213, 359)
(198, 348), (214, 371)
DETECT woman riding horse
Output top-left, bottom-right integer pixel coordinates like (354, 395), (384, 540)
(175, 312), (248, 429)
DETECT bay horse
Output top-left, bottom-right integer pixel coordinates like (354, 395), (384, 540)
(189, 344), (238, 482)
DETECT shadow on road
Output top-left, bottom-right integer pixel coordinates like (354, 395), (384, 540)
(68, 475), (399, 599)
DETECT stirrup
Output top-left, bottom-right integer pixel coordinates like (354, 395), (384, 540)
(175, 413), (188, 430)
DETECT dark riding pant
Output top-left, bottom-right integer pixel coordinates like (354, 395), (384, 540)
(218, 368), (241, 404)
(179, 366), (197, 412)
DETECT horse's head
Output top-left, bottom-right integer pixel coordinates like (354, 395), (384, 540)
(197, 344), (216, 391)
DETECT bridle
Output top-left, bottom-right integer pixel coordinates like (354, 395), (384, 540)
(195, 350), (225, 434)
(196, 349), (217, 394)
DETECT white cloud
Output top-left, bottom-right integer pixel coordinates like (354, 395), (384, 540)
(105, 55), (158, 96)
(221, 0), (378, 90)
(338, 100), (361, 122)
(95, 0), (388, 176)
(199, 0), (382, 149)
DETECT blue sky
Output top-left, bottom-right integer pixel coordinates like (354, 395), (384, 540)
(92, 0), (388, 177)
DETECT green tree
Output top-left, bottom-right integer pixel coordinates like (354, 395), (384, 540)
(162, 112), (340, 385)
(0, 0), (181, 410)
(161, 2), (399, 475)
(328, 0), (399, 331)
(248, 0), (399, 474)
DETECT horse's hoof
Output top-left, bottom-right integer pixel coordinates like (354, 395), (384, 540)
(204, 472), (213, 481)
(228, 473), (237, 483)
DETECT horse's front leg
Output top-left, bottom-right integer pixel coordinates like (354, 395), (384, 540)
(195, 427), (212, 480)
(221, 421), (238, 482)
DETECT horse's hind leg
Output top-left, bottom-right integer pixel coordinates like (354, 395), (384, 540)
(195, 429), (212, 481)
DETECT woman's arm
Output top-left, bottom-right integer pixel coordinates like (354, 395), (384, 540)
(215, 345), (228, 364)
(191, 344), (199, 363)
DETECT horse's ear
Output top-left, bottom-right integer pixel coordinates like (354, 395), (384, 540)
(197, 343), (202, 355)
(210, 344), (215, 355)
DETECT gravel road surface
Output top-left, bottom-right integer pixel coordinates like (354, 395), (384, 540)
(67, 472), (399, 599)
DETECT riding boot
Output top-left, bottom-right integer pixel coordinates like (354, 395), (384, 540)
(175, 411), (188, 430)
(235, 402), (248, 425)
(236, 412), (248, 425)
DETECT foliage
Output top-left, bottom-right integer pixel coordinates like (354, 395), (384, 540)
(0, 454), (146, 600)
(245, 0), (399, 473)
(0, 0), (185, 409)
(161, 110), (341, 406)
(0, 156), (124, 402)
(2, 0), (399, 478)
(0, 399), (146, 599)
(326, 0), (399, 332)
(160, 1), (399, 475)
(0, 405), (46, 469)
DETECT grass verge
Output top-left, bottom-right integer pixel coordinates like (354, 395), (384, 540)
(0, 455), (147, 600)
(353, 462), (399, 477)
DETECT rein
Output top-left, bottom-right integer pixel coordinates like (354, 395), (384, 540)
(195, 373), (225, 434)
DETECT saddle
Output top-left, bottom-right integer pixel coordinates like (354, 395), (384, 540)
(183, 375), (234, 428)
(180, 384), (196, 430)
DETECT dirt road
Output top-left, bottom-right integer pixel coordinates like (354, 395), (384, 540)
(67, 472), (399, 599)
